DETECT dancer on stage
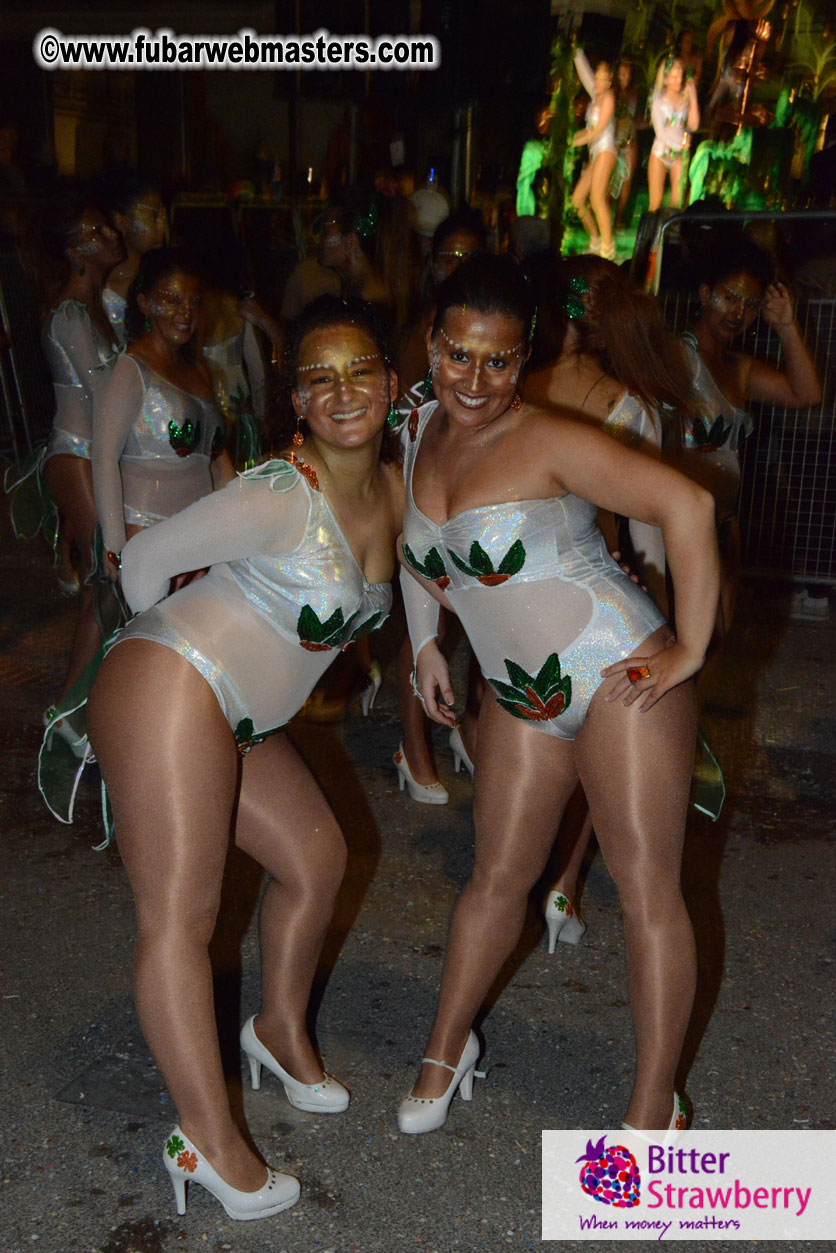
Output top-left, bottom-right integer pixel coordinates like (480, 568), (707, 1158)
(570, 50), (617, 259)
(397, 255), (719, 1134)
(92, 247), (233, 576)
(86, 297), (403, 1220)
(648, 57), (700, 212)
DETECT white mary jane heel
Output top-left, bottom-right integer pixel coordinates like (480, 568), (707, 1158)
(397, 1030), (486, 1135)
(240, 1016), (349, 1113)
(162, 1126), (299, 1220)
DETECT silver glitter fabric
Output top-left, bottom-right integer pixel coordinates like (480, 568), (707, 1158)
(116, 461), (392, 736)
(121, 356), (224, 462)
(402, 402), (664, 740)
(42, 300), (120, 447)
(102, 287), (127, 345)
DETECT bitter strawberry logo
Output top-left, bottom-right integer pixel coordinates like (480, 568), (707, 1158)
(577, 1136), (641, 1208)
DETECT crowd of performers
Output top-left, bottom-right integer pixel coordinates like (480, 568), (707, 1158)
(8, 169), (820, 1222)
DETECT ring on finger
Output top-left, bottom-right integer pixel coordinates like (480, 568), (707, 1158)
(627, 664), (650, 684)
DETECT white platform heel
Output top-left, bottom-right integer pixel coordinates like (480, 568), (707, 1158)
(240, 1017), (349, 1113)
(397, 1030), (486, 1134)
(162, 1126), (299, 1220)
(544, 891), (586, 953)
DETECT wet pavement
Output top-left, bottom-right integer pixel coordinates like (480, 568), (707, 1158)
(1, 507), (834, 1253)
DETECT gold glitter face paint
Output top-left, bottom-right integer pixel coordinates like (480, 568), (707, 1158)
(293, 325), (392, 432)
(431, 309), (528, 423)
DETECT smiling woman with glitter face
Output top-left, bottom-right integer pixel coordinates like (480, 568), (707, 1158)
(397, 253), (720, 1136)
(79, 297), (404, 1221)
(678, 236), (821, 638)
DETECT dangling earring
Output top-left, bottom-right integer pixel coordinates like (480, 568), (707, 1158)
(144, 317), (151, 333)
(292, 417), (305, 447)
(511, 393), (523, 411)
(386, 402), (400, 428)
(421, 368), (434, 401)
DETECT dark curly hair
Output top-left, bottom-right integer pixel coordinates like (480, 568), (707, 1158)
(266, 294), (400, 463)
(698, 235), (775, 292)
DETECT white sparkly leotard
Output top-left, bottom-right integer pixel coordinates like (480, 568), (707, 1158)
(679, 334), (752, 518)
(43, 300), (120, 462)
(401, 402), (665, 740)
(203, 322), (266, 422)
(102, 287), (127, 345)
(114, 459), (391, 747)
(650, 91), (691, 168)
(92, 353), (227, 553)
(575, 50), (617, 161)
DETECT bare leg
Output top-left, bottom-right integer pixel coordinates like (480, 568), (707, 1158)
(233, 734), (347, 1081)
(590, 151), (617, 250)
(615, 145), (637, 228)
(669, 158), (684, 210)
(88, 640), (264, 1191)
(647, 154), (667, 213)
(409, 691), (579, 1099)
(576, 628), (697, 1129)
(43, 455), (100, 695)
(572, 166), (599, 246)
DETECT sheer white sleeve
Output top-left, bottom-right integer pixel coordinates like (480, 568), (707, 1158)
(400, 563), (441, 661)
(242, 319), (266, 420)
(48, 303), (114, 439)
(121, 466), (309, 614)
(574, 49), (596, 97)
(92, 354), (144, 554)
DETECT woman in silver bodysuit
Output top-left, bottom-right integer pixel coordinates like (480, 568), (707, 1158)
(85, 298), (404, 1221)
(396, 255), (719, 1135)
(36, 187), (124, 705)
(92, 247), (234, 576)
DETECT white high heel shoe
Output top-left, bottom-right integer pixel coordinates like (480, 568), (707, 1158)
(397, 1030), (486, 1134)
(393, 743), (449, 805)
(240, 1016), (349, 1113)
(448, 725), (475, 778)
(622, 1093), (689, 1138)
(162, 1126), (299, 1220)
(360, 661), (382, 716)
(543, 891), (586, 953)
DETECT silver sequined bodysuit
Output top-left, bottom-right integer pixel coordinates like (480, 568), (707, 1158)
(93, 353), (227, 553)
(401, 403), (665, 740)
(43, 300), (120, 462)
(680, 334), (752, 520)
(115, 459), (391, 746)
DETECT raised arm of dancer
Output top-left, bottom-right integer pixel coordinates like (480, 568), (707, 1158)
(121, 466), (309, 613)
(92, 353), (144, 555)
(573, 48), (596, 97)
(745, 283), (822, 408)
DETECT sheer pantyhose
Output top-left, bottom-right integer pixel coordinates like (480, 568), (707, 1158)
(43, 454), (100, 694)
(412, 626), (697, 1130)
(87, 639), (347, 1190)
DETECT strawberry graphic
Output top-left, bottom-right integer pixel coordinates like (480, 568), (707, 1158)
(168, 418), (201, 457)
(296, 604), (358, 651)
(402, 543), (450, 589)
(489, 653), (572, 722)
(576, 1136), (641, 1208)
(449, 539), (526, 586)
